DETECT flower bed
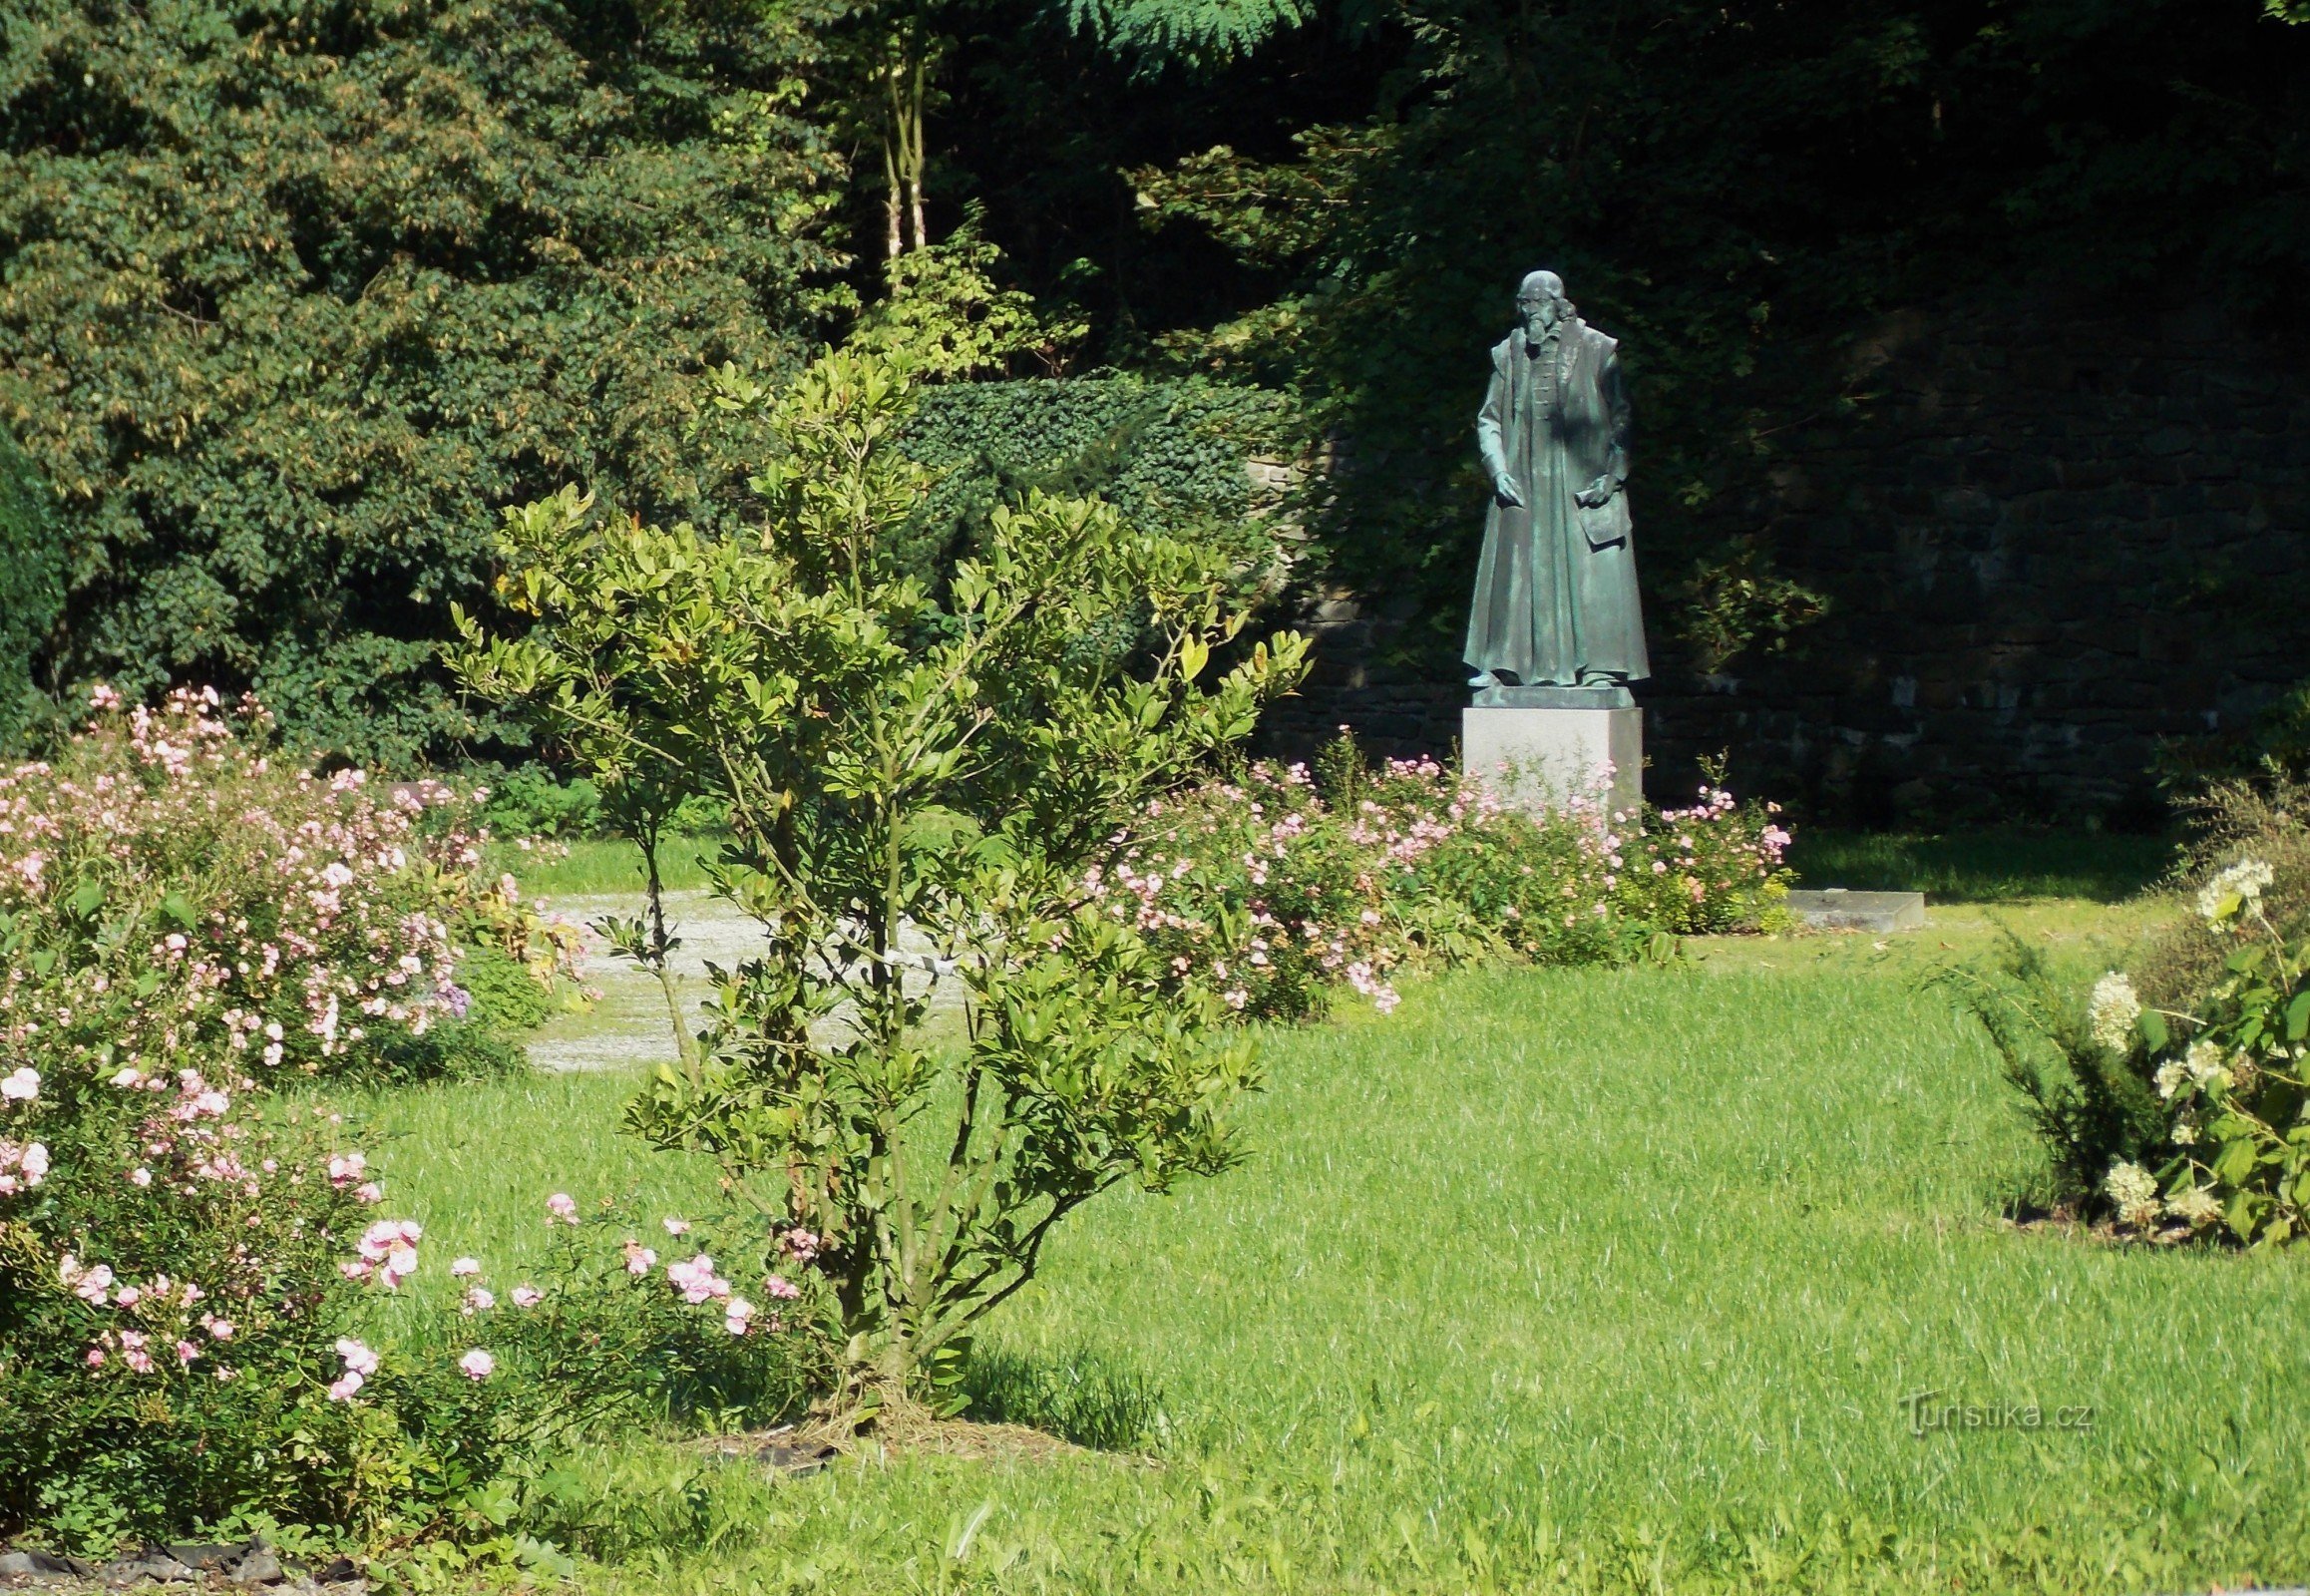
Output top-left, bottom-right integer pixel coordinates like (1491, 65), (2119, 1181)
(0, 688), (585, 1086)
(0, 689), (652, 1547)
(1092, 747), (1793, 1022)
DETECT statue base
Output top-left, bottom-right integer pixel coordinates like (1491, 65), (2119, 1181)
(1469, 682), (1633, 710)
(1462, 703), (1642, 819)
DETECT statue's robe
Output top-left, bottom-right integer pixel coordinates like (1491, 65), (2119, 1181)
(1464, 317), (1649, 684)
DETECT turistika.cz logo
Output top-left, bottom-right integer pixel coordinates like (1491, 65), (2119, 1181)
(1899, 1390), (2096, 1438)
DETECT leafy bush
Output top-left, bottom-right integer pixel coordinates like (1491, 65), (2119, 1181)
(476, 766), (605, 843)
(0, 0), (846, 766)
(0, 429), (62, 751)
(0, 1051), (809, 1547)
(454, 348), (1307, 1416)
(1955, 779), (2310, 1245)
(481, 1199), (828, 1429)
(1107, 743), (1794, 1022)
(899, 373), (1300, 586)
(0, 689), (583, 1087)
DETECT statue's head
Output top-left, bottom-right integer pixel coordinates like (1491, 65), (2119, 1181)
(1515, 269), (1570, 338)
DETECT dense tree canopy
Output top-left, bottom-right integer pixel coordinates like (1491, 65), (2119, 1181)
(2, 0), (2304, 754)
(0, 0), (847, 762)
(937, 0), (2310, 663)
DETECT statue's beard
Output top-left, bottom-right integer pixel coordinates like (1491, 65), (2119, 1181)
(1526, 301), (1571, 340)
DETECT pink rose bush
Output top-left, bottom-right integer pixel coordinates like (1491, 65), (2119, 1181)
(0, 688), (617, 1544)
(470, 1199), (826, 1427)
(0, 1050), (816, 1542)
(1100, 741), (1792, 1021)
(0, 687), (586, 1089)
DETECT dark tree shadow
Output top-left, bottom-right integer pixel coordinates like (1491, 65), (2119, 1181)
(956, 1345), (1168, 1453)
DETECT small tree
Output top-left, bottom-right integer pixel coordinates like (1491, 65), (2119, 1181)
(452, 350), (1306, 1416)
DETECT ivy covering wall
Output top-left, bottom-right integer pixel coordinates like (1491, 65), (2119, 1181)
(899, 375), (1301, 574)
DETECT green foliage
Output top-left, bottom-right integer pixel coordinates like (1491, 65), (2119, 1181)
(0, 0), (849, 767)
(899, 372), (1299, 587)
(477, 767), (607, 843)
(847, 210), (1088, 379)
(1064, 0), (1311, 65)
(451, 348), (1309, 1408)
(1674, 538), (1830, 677)
(0, 431), (62, 750)
(1120, 0), (2310, 671)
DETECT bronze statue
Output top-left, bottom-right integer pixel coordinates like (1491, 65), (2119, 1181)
(1465, 270), (1649, 694)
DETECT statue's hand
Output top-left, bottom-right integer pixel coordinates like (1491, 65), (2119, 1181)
(1575, 474), (1620, 510)
(1494, 473), (1526, 508)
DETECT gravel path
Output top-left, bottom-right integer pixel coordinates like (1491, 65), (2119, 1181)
(523, 892), (964, 1072)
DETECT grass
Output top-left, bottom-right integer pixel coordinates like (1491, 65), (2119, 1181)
(498, 835), (722, 900)
(1787, 827), (2173, 905)
(345, 863), (2310, 1595)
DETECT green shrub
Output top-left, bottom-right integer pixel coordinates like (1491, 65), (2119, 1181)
(453, 348), (1308, 1416)
(1110, 741), (1793, 1022)
(1953, 778), (2310, 1244)
(0, 688), (582, 1089)
(477, 766), (605, 843)
(897, 374), (1300, 586)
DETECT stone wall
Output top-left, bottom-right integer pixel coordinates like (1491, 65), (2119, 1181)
(1262, 290), (2310, 822)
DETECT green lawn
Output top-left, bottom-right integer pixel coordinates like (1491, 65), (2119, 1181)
(1788, 827), (2173, 905)
(499, 835), (722, 899)
(345, 875), (2310, 1595)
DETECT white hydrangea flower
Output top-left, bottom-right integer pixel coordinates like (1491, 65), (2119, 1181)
(2184, 1038), (2230, 1091)
(2163, 1185), (2221, 1229)
(2087, 972), (2140, 1053)
(2170, 1118), (2198, 1146)
(2103, 1161), (2161, 1229)
(2153, 1059), (2188, 1100)
(2196, 858), (2275, 923)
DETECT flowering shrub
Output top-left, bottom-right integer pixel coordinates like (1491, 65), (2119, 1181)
(0, 1026), (420, 1542)
(0, 687), (585, 1087)
(0, 689), (631, 1548)
(473, 1198), (826, 1425)
(1959, 820), (2310, 1245)
(1095, 746), (1794, 1022)
(0, 1040), (804, 1545)
(2095, 860), (2310, 1245)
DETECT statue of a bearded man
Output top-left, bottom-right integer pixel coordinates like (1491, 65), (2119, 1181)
(1465, 270), (1649, 693)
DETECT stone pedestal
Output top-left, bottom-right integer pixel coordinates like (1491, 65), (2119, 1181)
(1461, 685), (1642, 818)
